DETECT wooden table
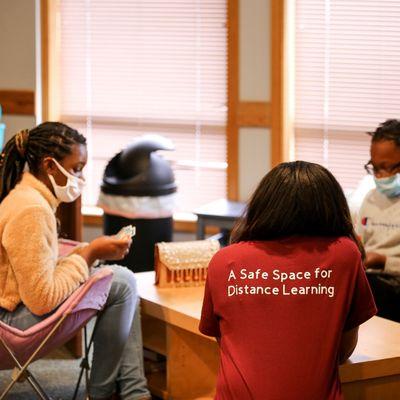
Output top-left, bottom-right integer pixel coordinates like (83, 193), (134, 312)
(137, 271), (400, 400)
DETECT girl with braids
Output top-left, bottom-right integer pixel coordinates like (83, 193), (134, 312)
(0, 122), (151, 400)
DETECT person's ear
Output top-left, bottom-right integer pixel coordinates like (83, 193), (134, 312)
(42, 157), (57, 176)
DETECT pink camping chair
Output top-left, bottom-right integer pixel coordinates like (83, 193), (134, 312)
(0, 267), (114, 400)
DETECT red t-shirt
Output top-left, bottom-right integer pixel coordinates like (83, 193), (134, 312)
(199, 236), (377, 400)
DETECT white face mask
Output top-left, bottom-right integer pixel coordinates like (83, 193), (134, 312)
(48, 158), (86, 203)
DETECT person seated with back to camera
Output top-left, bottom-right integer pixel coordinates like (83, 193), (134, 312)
(200, 161), (377, 400)
(357, 119), (400, 323)
(0, 122), (151, 400)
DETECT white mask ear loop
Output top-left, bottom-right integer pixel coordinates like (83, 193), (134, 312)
(51, 158), (85, 184)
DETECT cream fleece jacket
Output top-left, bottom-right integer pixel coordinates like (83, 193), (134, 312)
(0, 172), (89, 315)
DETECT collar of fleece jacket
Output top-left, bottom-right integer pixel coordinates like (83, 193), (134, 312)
(19, 172), (60, 212)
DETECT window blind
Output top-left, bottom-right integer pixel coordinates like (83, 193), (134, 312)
(294, 0), (400, 192)
(57, 0), (227, 211)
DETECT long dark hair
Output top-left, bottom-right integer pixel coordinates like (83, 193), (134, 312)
(0, 122), (86, 202)
(230, 161), (364, 258)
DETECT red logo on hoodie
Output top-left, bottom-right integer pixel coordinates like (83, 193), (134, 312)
(361, 217), (368, 226)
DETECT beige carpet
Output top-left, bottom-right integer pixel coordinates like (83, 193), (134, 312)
(0, 356), (85, 399)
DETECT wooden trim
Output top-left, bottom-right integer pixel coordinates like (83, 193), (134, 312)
(174, 219), (196, 233)
(0, 90), (35, 116)
(83, 213), (103, 227)
(270, 0), (285, 167)
(41, 0), (61, 121)
(237, 101), (271, 127)
(40, 0), (49, 121)
(227, 0), (239, 201)
(57, 198), (83, 241)
(83, 213), (219, 235)
(174, 220), (219, 234)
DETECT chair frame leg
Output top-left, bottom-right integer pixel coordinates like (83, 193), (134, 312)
(0, 348), (51, 400)
(1, 312), (104, 400)
(25, 371), (52, 400)
(0, 314), (67, 400)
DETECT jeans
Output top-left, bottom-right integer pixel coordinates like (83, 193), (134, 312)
(0, 265), (151, 400)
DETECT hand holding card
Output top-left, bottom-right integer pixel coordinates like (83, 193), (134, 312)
(115, 225), (136, 240)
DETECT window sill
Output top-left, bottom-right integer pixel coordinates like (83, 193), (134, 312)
(82, 206), (218, 234)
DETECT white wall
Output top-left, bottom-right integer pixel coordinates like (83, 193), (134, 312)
(239, 127), (271, 200)
(239, 0), (270, 101)
(238, 0), (271, 202)
(0, 0), (36, 142)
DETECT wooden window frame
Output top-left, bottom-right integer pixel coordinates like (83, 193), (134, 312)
(40, 0), (238, 232)
(40, 0), (287, 231)
(232, 0), (287, 176)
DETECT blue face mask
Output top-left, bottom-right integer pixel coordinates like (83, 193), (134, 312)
(374, 173), (400, 198)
